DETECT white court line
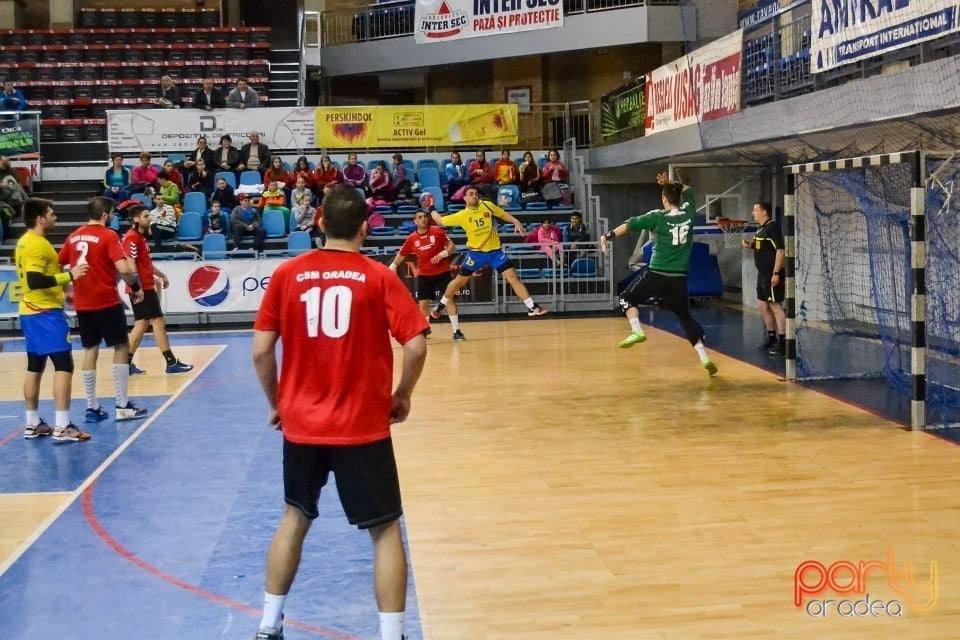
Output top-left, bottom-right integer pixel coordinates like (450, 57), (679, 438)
(0, 344), (228, 578)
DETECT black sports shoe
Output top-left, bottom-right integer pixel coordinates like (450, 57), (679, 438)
(769, 341), (786, 356)
(757, 335), (777, 351)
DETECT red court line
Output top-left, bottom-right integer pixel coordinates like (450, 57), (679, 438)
(81, 480), (361, 640)
(0, 426), (23, 449)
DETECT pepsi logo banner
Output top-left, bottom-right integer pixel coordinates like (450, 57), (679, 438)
(415, 0), (563, 44)
(644, 30), (744, 137)
(154, 259), (286, 314)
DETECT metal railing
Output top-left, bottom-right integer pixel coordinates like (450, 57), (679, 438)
(498, 243), (616, 313)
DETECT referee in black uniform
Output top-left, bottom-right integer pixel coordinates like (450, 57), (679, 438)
(742, 201), (786, 355)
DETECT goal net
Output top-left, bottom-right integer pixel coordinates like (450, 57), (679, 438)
(789, 152), (960, 428)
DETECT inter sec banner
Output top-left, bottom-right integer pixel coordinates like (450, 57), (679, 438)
(107, 107), (319, 154)
(812, 0), (959, 72)
(0, 111), (41, 183)
(644, 30), (744, 137)
(414, 0), (562, 44)
(315, 104), (519, 148)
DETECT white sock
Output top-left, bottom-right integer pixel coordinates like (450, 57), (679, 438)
(439, 295), (449, 306)
(694, 341), (709, 362)
(449, 314), (460, 332)
(523, 297), (535, 310)
(113, 363), (129, 408)
(378, 611), (404, 640)
(55, 410), (70, 428)
(629, 318), (644, 334)
(26, 409), (40, 427)
(82, 370), (98, 409)
(261, 592), (286, 630)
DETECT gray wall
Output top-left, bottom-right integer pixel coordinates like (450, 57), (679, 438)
(315, 6), (684, 77)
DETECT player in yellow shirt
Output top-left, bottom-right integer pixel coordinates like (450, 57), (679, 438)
(429, 186), (548, 329)
(15, 198), (90, 441)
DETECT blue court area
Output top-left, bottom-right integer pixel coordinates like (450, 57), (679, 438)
(0, 332), (422, 640)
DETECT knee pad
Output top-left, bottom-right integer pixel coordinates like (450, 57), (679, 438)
(49, 350), (75, 373)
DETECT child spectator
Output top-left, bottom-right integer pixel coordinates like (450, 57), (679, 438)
(257, 181), (289, 217)
(263, 156), (289, 186)
(211, 177), (237, 211)
(162, 160), (183, 191)
(157, 172), (181, 207)
(391, 153), (412, 200)
(291, 177), (317, 232)
(149, 192), (178, 249)
(208, 200), (224, 234)
(231, 194), (266, 252)
(368, 161), (391, 201)
(494, 150), (518, 185)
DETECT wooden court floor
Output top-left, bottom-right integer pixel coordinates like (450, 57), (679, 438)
(1, 317), (959, 639)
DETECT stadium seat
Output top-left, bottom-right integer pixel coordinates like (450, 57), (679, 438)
(416, 159), (440, 176)
(215, 171), (237, 189)
(569, 257), (597, 278)
(134, 193), (153, 208)
(516, 268), (542, 279)
(398, 220), (417, 233)
(182, 191), (208, 215)
(396, 204), (418, 215)
(239, 170), (263, 186)
(287, 231), (312, 257)
(369, 226), (396, 236)
(262, 210), (287, 239)
(177, 212), (204, 241)
(167, 153), (187, 166)
(524, 201), (548, 211)
(419, 167), (441, 189)
(202, 233), (228, 259)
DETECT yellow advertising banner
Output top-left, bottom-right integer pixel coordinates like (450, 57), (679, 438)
(314, 104), (519, 148)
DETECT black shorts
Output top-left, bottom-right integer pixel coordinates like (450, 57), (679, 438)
(756, 270), (785, 303)
(132, 289), (163, 321)
(282, 436), (402, 529)
(415, 272), (452, 302)
(76, 304), (129, 349)
(620, 270), (689, 315)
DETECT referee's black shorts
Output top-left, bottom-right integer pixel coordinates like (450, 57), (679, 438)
(756, 270), (785, 303)
(132, 289), (163, 321)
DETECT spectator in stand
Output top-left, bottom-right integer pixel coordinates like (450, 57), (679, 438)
(291, 175), (317, 232)
(156, 172), (181, 207)
(518, 151), (541, 194)
(207, 200), (224, 234)
(564, 211), (590, 256)
(263, 156), (290, 187)
(534, 218), (563, 264)
(0, 155), (28, 240)
(162, 160), (183, 191)
(288, 156), (316, 193)
(214, 134), (240, 174)
(131, 152), (159, 195)
(2, 80), (26, 111)
(313, 155), (341, 200)
(149, 192), (178, 249)
(237, 131), (271, 175)
(226, 78), (260, 109)
(184, 158), (214, 199)
(444, 151), (470, 202)
(311, 183), (333, 247)
(155, 75), (181, 109)
(231, 194), (267, 253)
(341, 152), (367, 191)
(211, 176), (237, 211)
(192, 78), (225, 111)
(102, 154), (131, 202)
(368, 161), (391, 201)
(494, 150), (518, 186)
(257, 181), (289, 220)
(468, 150), (495, 188)
(391, 153), (412, 201)
(182, 136), (215, 174)
(542, 149), (568, 184)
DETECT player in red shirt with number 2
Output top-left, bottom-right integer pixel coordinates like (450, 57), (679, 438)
(251, 184), (428, 640)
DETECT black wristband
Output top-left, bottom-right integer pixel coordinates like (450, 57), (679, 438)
(604, 231), (616, 241)
(130, 280), (141, 293)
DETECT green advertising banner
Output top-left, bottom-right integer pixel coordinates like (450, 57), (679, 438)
(599, 79), (645, 140)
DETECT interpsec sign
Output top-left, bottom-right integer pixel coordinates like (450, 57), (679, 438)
(415, 0), (563, 44)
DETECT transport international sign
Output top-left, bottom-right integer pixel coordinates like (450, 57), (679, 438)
(414, 0), (563, 44)
(812, 0), (960, 72)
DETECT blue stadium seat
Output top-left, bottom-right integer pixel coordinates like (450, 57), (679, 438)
(419, 167), (441, 189)
(166, 153), (186, 165)
(134, 193), (152, 208)
(177, 211), (203, 241)
(398, 220), (417, 234)
(396, 204), (418, 214)
(262, 210), (287, 239)
(524, 201), (548, 211)
(202, 233), (228, 259)
(369, 226), (395, 236)
(108, 213), (120, 232)
(239, 170), (262, 186)
(287, 231), (312, 257)
(416, 159), (440, 176)
(569, 257), (597, 278)
(516, 268), (542, 279)
(215, 171), (236, 189)
(182, 191), (207, 215)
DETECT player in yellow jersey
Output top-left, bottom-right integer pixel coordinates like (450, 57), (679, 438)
(429, 186), (548, 329)
(15, 198), (90, 441)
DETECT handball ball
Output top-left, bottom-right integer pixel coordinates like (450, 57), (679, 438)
(419, 192), (435, 210)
